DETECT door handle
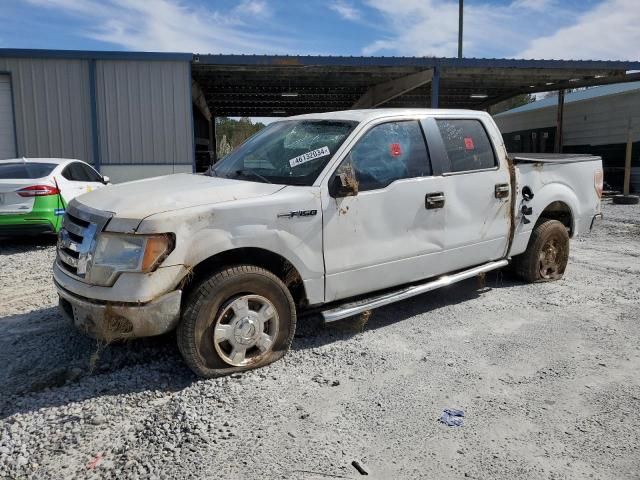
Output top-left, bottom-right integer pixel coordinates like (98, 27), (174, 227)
(495, 183), (510, 199)
(425, 192), (445, 209)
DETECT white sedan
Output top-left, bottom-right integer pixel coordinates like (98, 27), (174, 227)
(0, 158), (109, 235)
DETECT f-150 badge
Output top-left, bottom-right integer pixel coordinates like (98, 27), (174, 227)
(277, 210), (318, 218)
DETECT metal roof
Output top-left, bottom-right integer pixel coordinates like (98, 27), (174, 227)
(0, 48), (192, 62)
(192, 54), (640, 117)
(2, 48), (640, 116)
(495, 81), (640, 116)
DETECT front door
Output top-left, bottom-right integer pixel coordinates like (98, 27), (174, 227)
(322, 119), (446, 302)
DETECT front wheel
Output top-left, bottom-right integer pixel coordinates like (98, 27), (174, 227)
(177, 265), (296, 378)
(513, 219), (570, 283)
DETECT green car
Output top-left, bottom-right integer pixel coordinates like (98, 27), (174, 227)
(0, 158), (109, 236)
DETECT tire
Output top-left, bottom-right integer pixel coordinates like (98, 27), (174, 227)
(513, 219), (570, 283)
(612, 194), (639, 205)
(177, 265), (296, 378)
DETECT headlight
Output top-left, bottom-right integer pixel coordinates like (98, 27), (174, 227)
(87, 233), (173, 286)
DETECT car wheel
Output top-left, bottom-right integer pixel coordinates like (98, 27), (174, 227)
(177, 265), (296, 378)
(513, 219), (570, 283)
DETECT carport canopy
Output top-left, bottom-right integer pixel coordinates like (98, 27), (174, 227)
(191, 55), (640, 117)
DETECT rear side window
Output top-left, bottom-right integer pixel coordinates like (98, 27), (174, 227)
(436, 119), (496, 172)
(0, 162), (56, 179)
(62, 162), (99, 182)
(348, 121), (431, 191)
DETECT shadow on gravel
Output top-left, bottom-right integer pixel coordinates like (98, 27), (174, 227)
(0, 271), (523, 419)
(0, 235), (57, 255)
(0, 307), (195, 419)
(293, 270), (523, 350)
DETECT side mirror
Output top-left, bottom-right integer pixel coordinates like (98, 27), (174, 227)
(102, 175), (111, 185)
(329, 170), (358, 198)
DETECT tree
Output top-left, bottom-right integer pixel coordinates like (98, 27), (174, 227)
(214, 117), (267, 159)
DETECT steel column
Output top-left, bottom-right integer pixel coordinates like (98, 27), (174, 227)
(554, 89), (565, 153)
(431, 65), (440, 109)
(88, 59), (101, 172)
(458, 0), (464, 59)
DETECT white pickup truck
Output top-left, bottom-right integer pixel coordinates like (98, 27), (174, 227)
(53, 109), (603, 377)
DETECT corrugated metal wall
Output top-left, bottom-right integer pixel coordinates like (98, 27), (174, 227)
(0, 58), (93, 162)
(95, 60), (193, 166)
(0, 56), (194, 172)
(494, 90), (640, 146)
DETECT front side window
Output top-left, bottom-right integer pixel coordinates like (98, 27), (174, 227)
(78, 163), (102, 182)
(436, 119), (496, 172)
(344, 120), (431, 191)
(212, 120), (357, 186)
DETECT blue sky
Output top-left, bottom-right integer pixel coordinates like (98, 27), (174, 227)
(0, 0), (638, 61)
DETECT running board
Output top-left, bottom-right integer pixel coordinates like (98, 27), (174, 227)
(321, 260), (509, 323)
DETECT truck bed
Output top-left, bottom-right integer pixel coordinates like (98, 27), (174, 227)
(510, 153), (601, 164)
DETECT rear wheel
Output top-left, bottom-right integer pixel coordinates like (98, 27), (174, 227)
(513, 219), (570, 283)
(177, 265), (296, 378)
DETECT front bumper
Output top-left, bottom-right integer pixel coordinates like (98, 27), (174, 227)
(56, 282), (182, 340)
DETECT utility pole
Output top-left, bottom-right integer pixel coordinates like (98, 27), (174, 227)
(458, 0), (464, 58)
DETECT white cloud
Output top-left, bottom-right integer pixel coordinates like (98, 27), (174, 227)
(236, 0), (269, 17)
(517, 0), (640, 60)
(24, 0), (288, 54)
(329, 1), (361, 21)
(510, 0), (552, 11)
(362, 0), (640, 61)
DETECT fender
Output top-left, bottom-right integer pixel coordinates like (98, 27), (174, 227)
(136, 188), (326, 305)
(511, 181), (580, 256)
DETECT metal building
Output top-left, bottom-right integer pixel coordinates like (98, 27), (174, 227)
(0, 50), (193, 183)
(2, 48), (640, 183)
(494, 82), (640, 191)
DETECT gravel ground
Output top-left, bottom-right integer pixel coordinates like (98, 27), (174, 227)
(0, 200), (638, 480)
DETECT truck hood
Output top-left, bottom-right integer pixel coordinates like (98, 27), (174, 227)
(75, 173), (285, 222)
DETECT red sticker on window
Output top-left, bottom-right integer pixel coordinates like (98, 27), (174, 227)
(390, 143), (402, 157)
(464, 137), (475, 150)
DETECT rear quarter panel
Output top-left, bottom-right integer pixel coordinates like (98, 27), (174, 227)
(510, 159), (602, 256)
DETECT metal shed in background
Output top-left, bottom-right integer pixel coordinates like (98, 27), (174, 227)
(2, 48), (640, 182)
(0, 50), (193, 183)
(495, 82), (640, 191)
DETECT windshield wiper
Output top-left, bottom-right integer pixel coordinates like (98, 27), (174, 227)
(235, 169), (273, 184)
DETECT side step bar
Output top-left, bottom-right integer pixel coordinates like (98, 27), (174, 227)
(321, 259), (509, 323)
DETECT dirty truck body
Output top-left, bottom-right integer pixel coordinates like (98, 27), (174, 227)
(53, 109), (603, 377)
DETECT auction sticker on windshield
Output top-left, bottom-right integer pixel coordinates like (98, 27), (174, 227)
(289, 146), (331, 168)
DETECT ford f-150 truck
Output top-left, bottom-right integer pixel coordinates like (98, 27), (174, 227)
(53, 109), (603, 378)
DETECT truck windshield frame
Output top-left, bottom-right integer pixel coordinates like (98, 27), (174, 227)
(211, 120), (358, 186)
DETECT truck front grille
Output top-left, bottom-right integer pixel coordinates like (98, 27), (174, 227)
(56, 201), (112, 281)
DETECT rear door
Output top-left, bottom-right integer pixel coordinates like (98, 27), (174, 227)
(422, 117), (511, 270)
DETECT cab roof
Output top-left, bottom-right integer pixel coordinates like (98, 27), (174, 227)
(288, 108), (490, 123)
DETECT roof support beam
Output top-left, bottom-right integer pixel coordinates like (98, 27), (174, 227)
(352, 69), (433, 108)
(191, 79), (212, 121)
(479, 71), (640, 110)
